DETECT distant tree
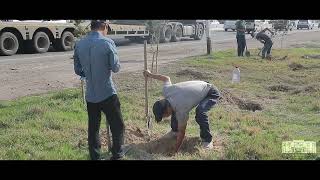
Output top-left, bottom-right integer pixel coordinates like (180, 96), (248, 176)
(145, 20), (167, 74)
(71, 20), (90, 38)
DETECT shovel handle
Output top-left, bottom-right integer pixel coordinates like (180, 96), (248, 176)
(107, 122), (112, 152)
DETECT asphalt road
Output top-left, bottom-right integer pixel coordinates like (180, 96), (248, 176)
(1, 29), (320, 100)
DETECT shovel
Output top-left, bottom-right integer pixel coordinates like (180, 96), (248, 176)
(245, 44), (250, 57)
(80, 76), (86, 107)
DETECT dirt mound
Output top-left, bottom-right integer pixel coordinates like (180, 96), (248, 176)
(78, 123), (227, 159)
(267, 84), (296, 92)
(100, 125), (158, 147)
(301, 54), (320, 59)
(238, 101), (262, 112)
(176, 69), (207, 79)
(100, 125), (225, 160)
(291, 85), (319, 94)
(289, 62), (305, 71)
(99, 125), (202, 157)
(268, 83), (318, 95)
(304, 85), (318, 93)
(221, 89), (262, 112)
(139, 136), (201, 156)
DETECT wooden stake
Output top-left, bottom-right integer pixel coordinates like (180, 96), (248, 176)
(144, 40), (150, 129)
(106, 122), (112, 152)
(155, 43), (159, 73)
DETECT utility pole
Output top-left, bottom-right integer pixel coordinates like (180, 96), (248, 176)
(206, 20), (212, 55)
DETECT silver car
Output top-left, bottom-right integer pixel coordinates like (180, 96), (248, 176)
(223, 20), (237, 32)
(297, 20), (313, 30)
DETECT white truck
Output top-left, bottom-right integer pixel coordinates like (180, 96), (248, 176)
(107, 20), (206, 43)
(0, 20), (206, 56)
(0, 20), (75, 56)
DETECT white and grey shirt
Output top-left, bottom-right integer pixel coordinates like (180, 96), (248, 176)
(162, 80), (212, 125)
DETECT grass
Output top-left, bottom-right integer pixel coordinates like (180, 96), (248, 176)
(0, 48), (319, 160)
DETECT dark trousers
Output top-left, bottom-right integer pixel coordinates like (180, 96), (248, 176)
(87, 94), (125, 160)
(171, 86), (220, 143)
(236, 35), (246, 56)
(261, 41), (273, 58)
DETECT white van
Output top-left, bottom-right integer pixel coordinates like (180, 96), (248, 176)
(254, 20), (272, 32)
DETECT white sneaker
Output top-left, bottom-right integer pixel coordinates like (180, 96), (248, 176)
(163, 130), (177, 139)
(202, 141), (213, 150)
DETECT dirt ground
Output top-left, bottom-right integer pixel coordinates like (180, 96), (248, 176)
(95, 124), (225, 159)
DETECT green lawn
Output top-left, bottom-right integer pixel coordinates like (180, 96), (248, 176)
(0, 48), (319, 160)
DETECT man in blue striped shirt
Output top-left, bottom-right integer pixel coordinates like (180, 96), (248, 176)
(74, 20), (125, 160)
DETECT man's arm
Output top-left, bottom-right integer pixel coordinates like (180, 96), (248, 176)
(174, 113), (189, 153)
(106, 41), (120, 73)
(258, 38), (265, 44)
(261, 28), (274, 35)
(73, 44), (85, 77)
(175, 122), (187, 153)
(143, 70), (170, 82)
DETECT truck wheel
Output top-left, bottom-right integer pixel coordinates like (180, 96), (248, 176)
(194, 23), (204, 40)
(160, 25), (172, 43)
(32, 32), (50, 53)
(232, 29), (236, 31)
(0, 32), (19, 56)
(56, 31), (75, 51)
(171, 25), (183, 42)
(224, 29), (227, 31)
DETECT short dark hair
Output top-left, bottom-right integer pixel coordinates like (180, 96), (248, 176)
(90, 20), (107, 30)
(153, 99), (170, 123)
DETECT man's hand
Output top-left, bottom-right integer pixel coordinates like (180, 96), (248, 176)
(143, 69), (152, 78)
(142, 70), (170, 82)
(175, 123), (187, 153)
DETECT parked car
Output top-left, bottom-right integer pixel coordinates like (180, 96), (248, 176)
(210, 20), (221, 28)
(297, 20), (314, 30)
(223, 20), (237, 31)
(245, 20), (255, 34)
(270, 20), (294, 31)
(289, 20), (298, 30)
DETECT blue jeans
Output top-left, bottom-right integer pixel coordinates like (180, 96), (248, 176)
(171, 86), (220, 143)
(262, 41), (273, 58)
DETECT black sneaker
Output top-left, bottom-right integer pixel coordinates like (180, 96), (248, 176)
(109, 145), (132, 160)
(110, 156), (123, 160)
